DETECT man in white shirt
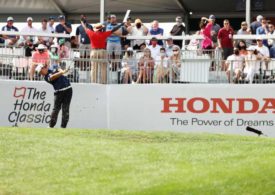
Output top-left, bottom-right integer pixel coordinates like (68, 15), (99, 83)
(20, 17), (38, 46)
(148, 37), (161, 60)
(255, 37), (270, 70)
(48, 16), (55, 33)
(38, 18), (54, 47)
(129, 18), (148, 50)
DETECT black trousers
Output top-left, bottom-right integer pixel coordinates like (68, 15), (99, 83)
(49, 88), (72, 128)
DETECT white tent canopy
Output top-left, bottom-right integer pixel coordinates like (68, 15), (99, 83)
(0, 0), (274, 23)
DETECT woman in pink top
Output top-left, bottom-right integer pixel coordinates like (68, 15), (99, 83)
(30, 44), (50, 80)
(200, 17), (214, 50)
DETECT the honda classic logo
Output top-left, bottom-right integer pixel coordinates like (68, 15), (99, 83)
(8, 87), (52, 125)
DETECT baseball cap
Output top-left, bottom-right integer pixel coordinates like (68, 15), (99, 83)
(209, 15), (216, 20)
(58, 15), (65, 20)
(110, 14), (116, 18)
(256, 36), (263, 41)
(256, 15), (263, 22)
(27, 17), (33, 21)
(7, 16), (14, 21)
(135, 18), (142, 24)
(37, 44), (46, 50)
(49, 16), (55, 20)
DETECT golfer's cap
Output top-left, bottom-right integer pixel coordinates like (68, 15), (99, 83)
(94, 23), (104, 29)
(7, 16), (14, 22)
(110, 14), (116, 18)
(151, 37), (158, 41)
(209, 15), (216, 20)
(58, 15), (65, 20)
(35, 64), (44, 74)
(37, 44), (46, 50)
(127, 47), (133, 51)
(135, 18), (142, 24)
(27, 17), (33, 21)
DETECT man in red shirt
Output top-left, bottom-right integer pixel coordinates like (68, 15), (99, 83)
(81, 21), (124, 84)
(218, 19), (234, 70)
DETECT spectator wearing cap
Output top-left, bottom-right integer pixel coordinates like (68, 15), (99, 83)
(76, 14), (93, 61)
(55, 15), (72, 48)
(149, 20), (164, 46)
(81, 20), (125, 84)
(237, 21), (252, 46)
(106, 14), (123, 71)
(250, 15), (263, 35)
(148, 37), (161, 60)
(38, 18), (54, 47)
(218, 19), (234, 67)
(165, 37), (175, 57)
(170, 45), (181, 81)
(129, 18), (148, 50)
(209, 15), (221, 47)
(256, 17), (269, 47)
(255, 37), (270, 70)
(1, 16), (19, 46)
(20, 17), (38, 46)
(30, 44), (50, 80)
(48, 17), (55, 33)
(170, 16), (185, 48)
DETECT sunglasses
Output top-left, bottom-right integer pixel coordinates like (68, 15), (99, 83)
(173, 50), (179, 51)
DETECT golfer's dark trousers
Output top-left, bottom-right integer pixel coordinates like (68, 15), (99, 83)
(49, 88), (72, 128)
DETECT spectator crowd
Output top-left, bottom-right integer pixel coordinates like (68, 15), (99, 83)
(0, 13), (275, 84)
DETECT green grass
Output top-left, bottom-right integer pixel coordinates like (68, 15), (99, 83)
(1, 127), (275, 195)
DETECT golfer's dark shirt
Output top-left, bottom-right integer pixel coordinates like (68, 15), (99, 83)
(44, 65), (70, 91)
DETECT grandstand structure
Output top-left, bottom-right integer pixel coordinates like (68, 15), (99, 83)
(0, 0), (275, 136)
(0, 0), (274, 30)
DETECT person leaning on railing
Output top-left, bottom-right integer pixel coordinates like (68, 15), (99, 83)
(30, 44), (50, 80)
(81, 20), (125, 84)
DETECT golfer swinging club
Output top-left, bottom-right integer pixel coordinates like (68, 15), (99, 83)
(36, 64), (72, 128)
